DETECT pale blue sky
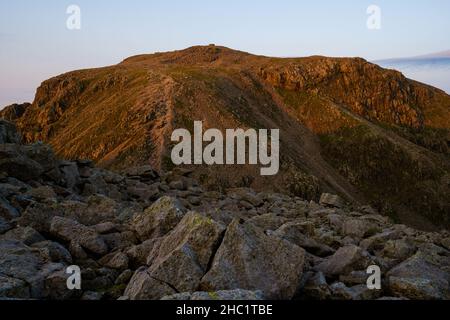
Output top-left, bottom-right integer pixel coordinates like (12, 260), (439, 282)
(1, 0), (450, 106)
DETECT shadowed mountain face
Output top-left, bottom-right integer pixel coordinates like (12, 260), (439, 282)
(2, 46), (450, 229)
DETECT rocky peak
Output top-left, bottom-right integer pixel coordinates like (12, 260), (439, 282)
(2, 46), (450, 229)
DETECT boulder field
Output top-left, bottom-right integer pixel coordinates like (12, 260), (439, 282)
(0, 120), (449, 300)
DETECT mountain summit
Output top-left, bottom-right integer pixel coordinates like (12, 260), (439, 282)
(2, 45), (450, 228)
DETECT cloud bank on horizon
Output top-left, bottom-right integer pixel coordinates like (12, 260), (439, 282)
(1, 0), (450, 106)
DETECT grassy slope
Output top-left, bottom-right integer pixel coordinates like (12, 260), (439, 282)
(6, 46), (450, 228)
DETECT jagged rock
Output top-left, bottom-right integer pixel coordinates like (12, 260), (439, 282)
(0, 121), (449, 301)
(331, 283), (378, 300)
(360, 228), (403, 252)
(273, 222), (334, 257)
(82, 195), (120, 226)
(228, 188), (264, 207)
(386, 252), (449, 299)
(25, 186), (57, 202)
(0, 196), (20, 220)
(32, 241), (73, 264)
(329, 282), (357, 300)
(1, 227), (45, 246)
(132, 196), (186, 241)
(379, 239), (417, 261)
(68, 241), (88, 260)
(50, 216), (108, 256)
(316, 245), (372, 277)
(329, 282), (381, 300)
(0, 275), (30, 299)
(327, 214), (344, 231)
(146, 212), (225, 293)
(247, 213), (288, 232)
(126, 184), (159, 202)
(0, 240), (63, 298)
(94, 222), (119, 234)
(162, 289), (265, 300)
(101, 231), (138, 253)
(82, 268), (117, 292)
(341, 218), (379, 239)
(0, 120), (21, 144)
(0, 144), (44, 181)
(124, 267), (176, 300)
(200, 219), (306, 299)
(60, 161), (80, 189)
(388, 277), (446, 300)
(22, 143), (59, 174)
(167, 180), (184, 191)
(319, 193), (344, 208)
(351, 284), (382, 300)
(43, 269), (75, 300)
(126, 238), (162, 267)
(123, 165), (158, 180)
(115, 269), (134, 285)
(17, 202), (58, 233)
(300, 271), (331, 300)
(339, 270), (369, 286)
(99, 251), (129, 271)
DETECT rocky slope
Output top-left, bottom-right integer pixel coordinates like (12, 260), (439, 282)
(1, 121), (449, 300)
(1, 45), (449, 229)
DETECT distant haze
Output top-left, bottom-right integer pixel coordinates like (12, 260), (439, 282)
(375, 54), (450, 94)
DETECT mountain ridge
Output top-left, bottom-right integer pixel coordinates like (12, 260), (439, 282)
(1, 45), (449, 229)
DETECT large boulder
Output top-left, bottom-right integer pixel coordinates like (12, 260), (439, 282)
(315, 245), (372, 277)
(0, 144), (43, 181)
(18, 203), (59, 233)
(32, 240), (73, 264)
(50, 216), (108, 255)
(379, 239), (417, 262)
(0, 120), (21, 144)
(200, 219), (306, 299)
(300, 271), (332, 300)
(341, 218), (378, 239)
(0, 240), (63, 298)
(146, 212), (225, 293)
(247, 213), (289, 232)
(386, 251), (449, 299)
(132, 196), (186, 241)
(273, 221), (335, 257)
(126, 238), (162, 267)
(123, 267), (176, 300)
(22, 142), (60, 174)
(1, 226), (45, 246)
(59, 161), (80, 189)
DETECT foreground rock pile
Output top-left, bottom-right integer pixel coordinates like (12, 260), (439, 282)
(0, 120), (449, 300)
